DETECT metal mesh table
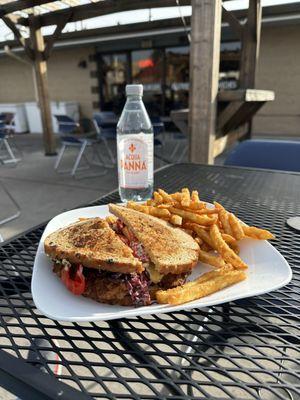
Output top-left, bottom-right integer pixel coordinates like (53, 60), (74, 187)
(0, 164), (300, 400)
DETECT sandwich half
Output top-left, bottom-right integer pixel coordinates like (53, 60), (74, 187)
(44, 206), (199, 307)
(108, 203), (199, 278)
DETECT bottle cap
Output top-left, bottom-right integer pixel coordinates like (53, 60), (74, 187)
(126, 84), (143, 96)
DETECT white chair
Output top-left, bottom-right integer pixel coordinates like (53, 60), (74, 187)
(0, 116), (20, 165)
(0, 178), (21, 242)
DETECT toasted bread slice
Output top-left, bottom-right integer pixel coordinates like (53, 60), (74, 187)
(44, 217), (143, 274)
(109, 204), (199, 275)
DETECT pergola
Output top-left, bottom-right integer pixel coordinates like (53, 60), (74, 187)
(0, 0), (274, 162)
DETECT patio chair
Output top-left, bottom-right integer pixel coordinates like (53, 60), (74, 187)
(92, 118), (116, 167)
(0, 179), (21, 242)
(224, 139), (300, 172)
(2, 112), (16, 134)
(0, 115), (20, 165)
(93, 111), (117, 140)
(54, 115), (107, 177)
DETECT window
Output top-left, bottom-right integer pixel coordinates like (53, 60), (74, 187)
(132, 49), (163, 116)
(100, 53), (128, 114)
(165, 46), (189, 113)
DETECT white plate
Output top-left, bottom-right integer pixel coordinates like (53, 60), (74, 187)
(32, 204), (292, 322)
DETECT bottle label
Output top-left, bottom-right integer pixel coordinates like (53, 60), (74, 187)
(117, 134), (153, 189)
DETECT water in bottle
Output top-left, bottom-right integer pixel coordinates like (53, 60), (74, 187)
(117, 84), (154, 202)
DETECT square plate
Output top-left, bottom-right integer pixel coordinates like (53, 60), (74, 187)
(32, 204), (292, 322)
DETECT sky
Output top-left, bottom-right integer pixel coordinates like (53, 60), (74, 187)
(0, 0), (299, 42)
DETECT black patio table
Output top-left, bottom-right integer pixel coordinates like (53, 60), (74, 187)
(0, 163), (300, 400)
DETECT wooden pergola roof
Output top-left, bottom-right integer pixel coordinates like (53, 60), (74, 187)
(0, 0), (192, 26)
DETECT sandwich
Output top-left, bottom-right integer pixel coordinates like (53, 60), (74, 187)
(44, 204), (199, 307)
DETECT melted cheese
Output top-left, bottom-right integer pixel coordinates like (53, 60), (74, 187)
(144, 263), (163, 283)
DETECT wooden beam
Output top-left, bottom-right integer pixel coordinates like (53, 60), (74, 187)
(213, 129), (247, 158)
(1, 16), (34, 60)
(189, 0), (222, 164)
(218, 89), (274, 102)
(222, 6), (243, 39)
(218, 101), (265, 134)
(0, 0), (52, 16)
(29, 16), (56, 155)
(17, 0), (191, 26)
(44, 13), (72, 60)
(239, 0), (262, 88)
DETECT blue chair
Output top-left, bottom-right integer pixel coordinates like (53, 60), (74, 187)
(93, 112), (117, 140)
(54, 115), (107, 177)
(225, 139), (300, 172)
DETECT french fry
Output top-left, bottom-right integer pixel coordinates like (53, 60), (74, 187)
(221, 233), (240, 253)
(243, 225), (275, 240)
(189, 224), (216, 249)
(181, 188), (191, 207)
(171, 192), (182, 202)
(169, 207), (216, 225)
(229, 213), (245, 240)
(158, 189), (173, 203)
(219, 209), (233, 236)
(127, 202), (149, 214)
(170, 214), (183, 226)
(194, 208), (219, 215)
(157, 204), (173, 209)
(230, 242), (240, 255)
(198, 249), (226, 269)
(191, 190), (200, 203)
(183, 201), (206, 210)
(221, 233), (237, 245)
(156, 269), (246, 305)
(153, 191), (163, 204)
(210, 224), (248, 269)
(200, 243), (213, 252)
(149, 207), (171, 218)
(214, 202), (232, 235)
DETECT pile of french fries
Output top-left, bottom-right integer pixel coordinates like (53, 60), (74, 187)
(126, 188), (275, 305)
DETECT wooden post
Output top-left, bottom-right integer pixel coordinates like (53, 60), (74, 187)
(189, 0), (222, 164)
(239, 0), (262, 88)
(29, 16), (56, 155)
